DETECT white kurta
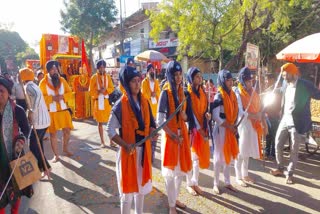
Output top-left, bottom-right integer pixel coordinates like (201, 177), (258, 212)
(106, 112), (152, 196)
(211, 105), (227, 164)
(157, 112), (187, 177)
(234, 89), (260, 159)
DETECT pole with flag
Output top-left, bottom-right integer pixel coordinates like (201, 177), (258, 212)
(81, 39), (91, 76)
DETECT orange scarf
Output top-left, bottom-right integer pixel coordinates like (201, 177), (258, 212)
(162, 82), (192, 172)
(238, 83), (263, 159)
(187, 84), (210, 169)
(44, 74), (61, 95)
(218, 86), (239, 165)
(97, 73), (107, 89)
(120, 94), (152, 193)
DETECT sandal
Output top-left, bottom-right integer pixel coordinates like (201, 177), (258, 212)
(186, 186), (198, 196)
(285, 175), (294, 185)
(243, 176), (255, 184)
(193, 185), (203, 195)
(213, 186), (220, 194)
(270, 169), (284, 177)
(175, 200), (186, 209)
(236, 179), (248, 187)
(225, 184), (238, 192)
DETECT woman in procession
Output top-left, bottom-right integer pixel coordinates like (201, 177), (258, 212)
(157, 61), (192, 214)
(106, 65), (156, 214)
(233, 67), (267, 186)
(185, 67), (211, 196)
(211, 69), (239, 194)
(0, 76), (31, 214)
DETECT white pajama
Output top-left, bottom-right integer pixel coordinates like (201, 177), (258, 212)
(186, 152), (200, 186)
(234, 88), (260, 181)
(211, 104), (232, 187)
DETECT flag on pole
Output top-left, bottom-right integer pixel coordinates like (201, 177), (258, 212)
(81, 39), (91, 76)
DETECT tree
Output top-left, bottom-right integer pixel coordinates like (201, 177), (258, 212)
(0, 29), (34, 73)
(60, 0), (118, 70)
(148, 0), (318, 71)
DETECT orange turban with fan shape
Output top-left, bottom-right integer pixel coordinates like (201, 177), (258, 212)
(281, 63), (300, 76)
(19, 67), (35, 82)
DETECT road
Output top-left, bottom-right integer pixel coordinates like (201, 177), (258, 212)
(16, 118), (320, 214)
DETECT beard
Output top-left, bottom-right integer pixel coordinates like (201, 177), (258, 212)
(149, 72), (155, 80)
(51, 73), (61, 88)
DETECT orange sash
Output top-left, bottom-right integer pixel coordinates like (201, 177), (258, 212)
(187, 85), (210, 169)
(218, 86), (239, 165)
(120, 94), (152, 193)
(238, 83), (263, 159)
(44, 74), (61, 95)
(162, 82), (192, 172)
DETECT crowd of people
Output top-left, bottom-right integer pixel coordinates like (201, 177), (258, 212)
(1, 58), (319, 214)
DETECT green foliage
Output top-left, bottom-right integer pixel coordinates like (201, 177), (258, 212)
(148, 0), (319, 70)
(0, 29), (38, 72)
(60, 0), (117, 45)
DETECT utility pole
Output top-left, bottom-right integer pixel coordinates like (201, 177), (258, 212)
(119, 0), (124, 55)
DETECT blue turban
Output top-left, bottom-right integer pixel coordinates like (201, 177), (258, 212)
(119, 65), (144, 131)
(147, 63), (154, 72)
(239, 67), (253, 88)
(126, 57), (135, 65)
(187, 67), (201, 84)
(217, 69), (233, 93)
(165, 61), (183, 109)
(96, 59), (106, 69)
(187, 67), (201, 97)
(119, 65), (141, 93)
(46, 60), (58, 72)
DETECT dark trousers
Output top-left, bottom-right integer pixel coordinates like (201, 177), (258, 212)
(29, 128), (51, 172)
(16, 99), (27, 112)
(265, 117), (279, 157)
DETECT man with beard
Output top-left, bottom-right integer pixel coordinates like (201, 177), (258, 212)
(89, 59), (115, 148)
(39, 60), (74, 162)
(141, 63), (160, 162)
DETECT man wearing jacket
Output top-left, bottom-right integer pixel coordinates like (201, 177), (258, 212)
(270, 63), (320, 184)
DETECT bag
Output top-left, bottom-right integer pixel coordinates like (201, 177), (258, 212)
(9, 151), (41, 190)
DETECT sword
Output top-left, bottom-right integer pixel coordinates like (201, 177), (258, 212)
(133, 95), (189, 148)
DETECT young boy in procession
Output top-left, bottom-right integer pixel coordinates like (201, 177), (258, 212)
(211, 69), (239, 194)
(234, 67), (268, 186)
(157, 61), (192, 214)
(106, 65), (155, 214)
(185, 67), (211, 196)
(89, 59), (115, 148)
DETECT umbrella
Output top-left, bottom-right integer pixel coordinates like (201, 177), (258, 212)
(134, 50), (169, 62)
(276, 33), (320, 63)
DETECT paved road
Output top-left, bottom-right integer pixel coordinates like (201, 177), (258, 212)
(16, 119), (320, 214)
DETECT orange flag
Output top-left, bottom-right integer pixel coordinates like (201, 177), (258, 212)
(81, 39), (91, 76)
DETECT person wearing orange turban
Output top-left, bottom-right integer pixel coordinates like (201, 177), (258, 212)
(270, 63), (320, 184)
(19, 68), (51, 177)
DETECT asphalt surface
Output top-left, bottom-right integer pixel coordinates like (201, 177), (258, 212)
(14, 118), (320, 214)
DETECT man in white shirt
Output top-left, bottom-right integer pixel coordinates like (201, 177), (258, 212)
(19, 68), (51, 177)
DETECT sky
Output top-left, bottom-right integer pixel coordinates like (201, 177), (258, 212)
(0, 0), (153, 51)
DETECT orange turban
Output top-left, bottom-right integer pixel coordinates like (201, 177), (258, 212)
(281, 63), (300, 75)
(19, 68), (35, 82)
